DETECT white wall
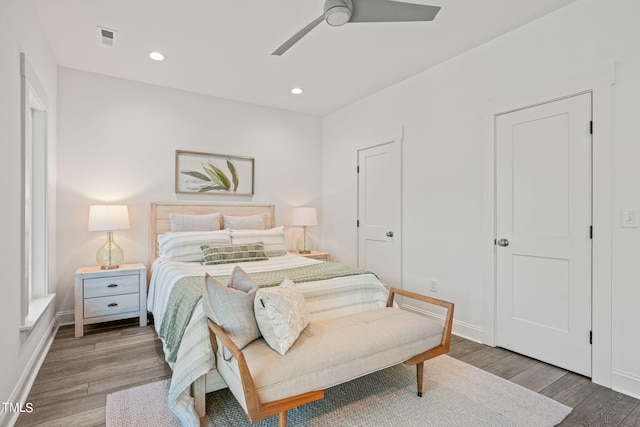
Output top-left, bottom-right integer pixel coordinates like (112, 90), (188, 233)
(0, 0), (58, 424)
(322, 0), (640, 398)
(56, 68), (323, 316)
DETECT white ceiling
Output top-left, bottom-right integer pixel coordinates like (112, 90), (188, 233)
(33, 0), (579, 116)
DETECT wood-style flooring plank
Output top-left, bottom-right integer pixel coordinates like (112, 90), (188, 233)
(27, 383), (89, 410)
(539, 371), (600, 407)
(447, 338), (487, 359)
(87, 363), (172, 395)
(48, 330), (121, 352)
(15, 393), (106, 426)
(483, 352), (538, 379)
(458, 345), (512, 370)
(30, 407), (106, 427)
(509, 361), (568, 393)
(560, 387), (640, 426)
(36, 340), (165, 381)
(30, 355), (162, 395)
(620, 402), (640, 426)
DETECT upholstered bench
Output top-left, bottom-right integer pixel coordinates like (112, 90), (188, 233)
(207, 286), (454, 427)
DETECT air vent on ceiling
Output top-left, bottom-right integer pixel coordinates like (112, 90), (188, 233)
(97, 26), (117, 48)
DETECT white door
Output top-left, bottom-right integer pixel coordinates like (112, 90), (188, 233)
(357, 137), (402, 288)
(496, 92), (592, 376)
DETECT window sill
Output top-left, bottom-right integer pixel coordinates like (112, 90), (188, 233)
(20, 294), (55, 332)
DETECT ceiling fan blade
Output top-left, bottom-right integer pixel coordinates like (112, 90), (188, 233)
(272, 14), (325, 56)
(350, 0), (440, 23)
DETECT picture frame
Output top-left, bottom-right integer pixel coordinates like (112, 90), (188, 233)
(175, 150), (255, 196)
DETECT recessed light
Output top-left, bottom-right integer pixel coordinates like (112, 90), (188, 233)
(148, 51), (165, 61)
(291, 87), (304, 95)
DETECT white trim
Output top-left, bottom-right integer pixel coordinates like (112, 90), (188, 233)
(482, 63), (616, 388)
(612, 369), (640, 400)
(1, 316), (58, 427)
(20, 52), (53, 329)
(19, 294), (55, 331)
(56, 309), (76, 326)
(402, 303), (484, 344)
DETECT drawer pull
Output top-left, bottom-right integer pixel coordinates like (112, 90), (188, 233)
(107, 284), (118, 288)
(107, 303), (118, 307)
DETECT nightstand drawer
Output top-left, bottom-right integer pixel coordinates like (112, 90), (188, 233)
(84, 293), (140, 318)
(84, 274), (139, 298)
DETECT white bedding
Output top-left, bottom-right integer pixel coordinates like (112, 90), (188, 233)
(147, 253), (389, 426)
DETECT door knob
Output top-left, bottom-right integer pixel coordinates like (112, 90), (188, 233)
(386, 231), (394, 237)
(497, 238), (509, 247)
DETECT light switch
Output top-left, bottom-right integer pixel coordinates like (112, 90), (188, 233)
(621, 209), (639, 228)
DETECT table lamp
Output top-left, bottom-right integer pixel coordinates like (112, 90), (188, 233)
(88, 205), (130, 269)
(292, 207), (318, 254)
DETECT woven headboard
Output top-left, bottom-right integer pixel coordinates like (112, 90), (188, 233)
(149, 202), (275, 269)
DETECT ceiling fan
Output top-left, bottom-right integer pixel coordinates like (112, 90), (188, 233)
(272, 0), (441, 56)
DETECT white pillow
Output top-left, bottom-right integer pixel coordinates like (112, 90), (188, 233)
(169, 212), (221, 232)
(254, 278), (309, 355)
(223, 213), (266, 230)
(230, 226), (287, 257)
(158, 229), (231, 262)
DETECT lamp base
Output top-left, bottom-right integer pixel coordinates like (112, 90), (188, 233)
(296, 227), (314, 254)
(96, 231), (124, 270)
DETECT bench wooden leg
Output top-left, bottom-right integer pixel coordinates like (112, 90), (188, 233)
(191, 375), (206, 417)
(416, 361), (424, 397)
(278, 411), (287, 427)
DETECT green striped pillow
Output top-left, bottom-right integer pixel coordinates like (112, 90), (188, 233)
(201, 242), (268, 265)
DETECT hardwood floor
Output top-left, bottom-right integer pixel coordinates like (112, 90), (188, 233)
(15, 319), (171, 427)
(15, 321), (640, 426)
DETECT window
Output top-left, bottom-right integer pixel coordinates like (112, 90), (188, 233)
(20, 53), (54, 330)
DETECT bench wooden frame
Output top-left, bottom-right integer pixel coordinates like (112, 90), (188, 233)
(207, 287), (454, 426)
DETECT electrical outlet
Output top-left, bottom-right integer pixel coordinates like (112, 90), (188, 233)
(621, 209), (639, 228)
(430, 279), (438, 293)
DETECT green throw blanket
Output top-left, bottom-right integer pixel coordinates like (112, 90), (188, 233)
(158, 262), (375, 363)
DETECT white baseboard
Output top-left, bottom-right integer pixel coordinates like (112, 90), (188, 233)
(401, 303), (484, 343)
(0, 316), (58, 427)
(612, 369), (640, 400)
(56, 310), (75, 326)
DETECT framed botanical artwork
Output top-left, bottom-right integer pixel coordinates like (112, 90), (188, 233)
(175, 150), (255, 196)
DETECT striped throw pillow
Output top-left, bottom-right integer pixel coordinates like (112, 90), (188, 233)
(158, 230), (231, 262)
(230, 227), (288, 257)
(223, 213), (266, 230)
(202, 242), (269, 265)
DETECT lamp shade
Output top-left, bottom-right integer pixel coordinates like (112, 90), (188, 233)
(291, 207), (318, 226)
(88, 205), (130, 231)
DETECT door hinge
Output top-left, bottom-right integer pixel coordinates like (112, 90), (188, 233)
(357, 166), (360, 173)
(589, 330), (593, 345)
(590, 226), (593, 239)
(590, 121), (593, 135)
(357, 220), (360, 227)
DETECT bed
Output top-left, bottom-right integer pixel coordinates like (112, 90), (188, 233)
(147, 202), (390, 425)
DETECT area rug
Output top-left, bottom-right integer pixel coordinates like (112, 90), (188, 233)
(106, 355), (571, 426)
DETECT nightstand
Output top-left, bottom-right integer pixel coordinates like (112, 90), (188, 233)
(296, 251), (330, 261)
(74, 263), (147, 337)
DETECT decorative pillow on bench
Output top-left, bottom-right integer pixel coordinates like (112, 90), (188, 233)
(254, 278), (310, 355)
(202, 266), (262, 360)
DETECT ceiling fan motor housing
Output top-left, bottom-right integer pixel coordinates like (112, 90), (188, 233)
(324, 0), (353, 26)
